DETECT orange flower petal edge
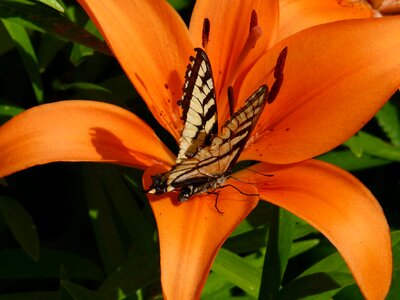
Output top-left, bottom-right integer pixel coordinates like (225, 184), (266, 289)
(189, 0), (279, 122)
(240, 16), (400, 164)
(77, 0), (194, 140)
(277, 0), (373, 42)
(0, 101), (174, 178)
(236, 160), (391, 300)
(143, 164), (259, 300)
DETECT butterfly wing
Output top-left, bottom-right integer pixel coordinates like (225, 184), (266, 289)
(148, 47), (287, 201)
(176, 48), (218, 163)
(159, 85), (269, 200)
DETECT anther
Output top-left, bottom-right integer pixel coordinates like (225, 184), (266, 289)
(267, 47), (288, 104)
(202, 18), (210, 49)
(225, 11), (262, 88)
(249, 9), (258, 32)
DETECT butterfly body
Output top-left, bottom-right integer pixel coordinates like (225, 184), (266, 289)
(148, 47), (286, 202)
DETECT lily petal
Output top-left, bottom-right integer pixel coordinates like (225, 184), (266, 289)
(189, 0), (279, 117)
(277, 0), (373, 42)
(143, 164), (259, 300)
(78, 0), (194, 140)
(236, 160), (391, 300)
(240, 17), (400, 164)
(0, 101), (174, 178)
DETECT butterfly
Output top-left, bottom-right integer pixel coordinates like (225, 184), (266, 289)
(148, 47), (287, 202)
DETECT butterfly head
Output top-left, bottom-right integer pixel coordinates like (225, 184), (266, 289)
(178, 185), (194, 202)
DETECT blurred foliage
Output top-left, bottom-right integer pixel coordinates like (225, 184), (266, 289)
(0, 0), (399, 299)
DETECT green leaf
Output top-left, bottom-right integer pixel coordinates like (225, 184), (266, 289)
(276, 251), (353, 299)
(258, 207), (296, 300)
(284, 230), (400, 299)
(0, 22), (15, 55)
(333, 284), (365, 300)
(37, 34), (67, 72)
(277, 272), (353, 300)
(168, 0), (190, 10)
(0, 196), (39, 261)
(388, 231), (400, 299)
(345, 137), (364, 158)
(62, 281), (106, 300)
(69, 19), (98, 65)
(289, 239), (320, 259)
(0, 249), (103, 280)
(375, 100), (400, 146)
(81, 165), (126, 275)
(34, 0), (64, 13)
(318, 150), (391, 171)
(301, 252), (349, 277)
(98, 166), (156, 257)
(391, 230), (400, 246)
(0, 0), (111, 56)
(98, 253), (160, 299)
(212, 248), (262, 298)
(0, 104), (24, 117)
(386, 241), (400, 300)
(202, 272), (234, 298)
(54, 81), (112, 93)
(345, 131), (400, 161)
(224, 227), (268, 253)
(293, 222), (318, 240)
(2, 19), (44, 103)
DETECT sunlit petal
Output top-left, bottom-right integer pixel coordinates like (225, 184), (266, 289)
(277, 0), (373, 42)
(240, 17), (400, 164)
(78, 0), (193, 139)
(0, 101), (174, 178)
(143, 164), (258, 299)
(189, 0), (279, 121)
(236, 160), (391, 300)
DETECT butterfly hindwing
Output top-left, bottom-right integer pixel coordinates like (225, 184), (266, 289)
(176, 48), (218, 163)
(154, 86), (268, 201)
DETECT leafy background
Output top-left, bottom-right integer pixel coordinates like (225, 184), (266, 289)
(0, 0), (399, 299)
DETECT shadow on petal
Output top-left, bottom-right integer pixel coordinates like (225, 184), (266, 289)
(89, 127), (158, 167)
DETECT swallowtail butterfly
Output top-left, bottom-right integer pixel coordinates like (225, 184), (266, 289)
(148, 47), (287, 202)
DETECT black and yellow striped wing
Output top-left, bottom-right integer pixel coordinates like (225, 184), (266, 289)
(150, 85), (268, 201)
(176, 48), (217, 163)
(148, 47), (287, 202)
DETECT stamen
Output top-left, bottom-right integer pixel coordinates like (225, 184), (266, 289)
(267, 47), (287, 104)
(227, 86), (235, 116)
(202, 18), (210, 49)
(249, 9), (258, 32)
(225, 10), (262, 88)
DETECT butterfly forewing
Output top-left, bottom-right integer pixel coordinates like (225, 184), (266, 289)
(165, 86), (268, 189)
(176, 48), (218, 163)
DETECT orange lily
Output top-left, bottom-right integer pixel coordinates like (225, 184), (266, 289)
(0, 0), (399, 299)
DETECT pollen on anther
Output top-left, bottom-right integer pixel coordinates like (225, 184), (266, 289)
(202, 18), (210, 48)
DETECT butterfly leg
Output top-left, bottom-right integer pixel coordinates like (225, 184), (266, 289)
(208, 191), (224, 215)
(218, 184), (260, 198)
